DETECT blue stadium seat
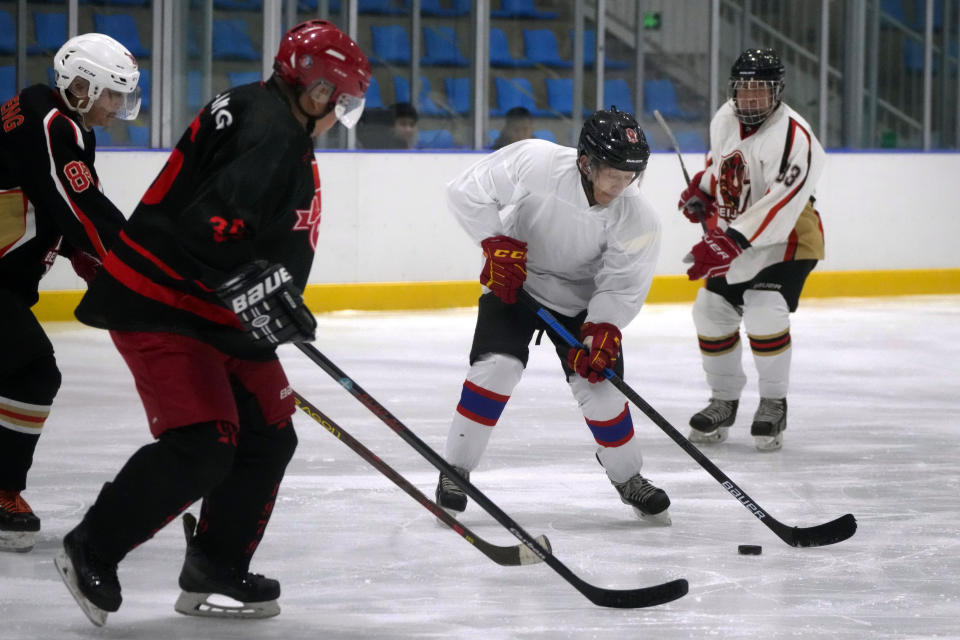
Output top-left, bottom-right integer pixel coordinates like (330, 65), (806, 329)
(422, 26), (469, 67)
(366, 75), (383, 109)
(642, 78), (696, 119)
(93, 13), (150, 57)
(297, 0), (341, 10)
(228, 71), (262, 87)
(420, 0), (470, 17)
(83, 0), (150, 5)
(213, 0), (263, 9)
(534, 129), (556, 143)
(674, 130), (706, 152)
(212, 18), (259, 60)
(491, 77), (550, 117)
(393, 76), (447, 117)
(187, 70), (204, 111)
(47, 67), (57, 88)
(1, 12), (18, 54)
(1, 66), (15, 101)
(487, 129), (499, 147)
(359, 0), (410, 15)
(544, 77), (591, 117)
(604, 78), (634, 114)
(92, 125), (113, 146)
(523, 29), (572, 68)
(491, 0), (557, 19)
(490, 27), (533, 68)
(417, 128), (456, 149)
(370, 25), (411, 65)
(28, 12), (67, 55)
(880, 0), (907, 25)
(578, 30), (631, 70)
(127, 124), (149, 146)
(444, 77), (470, 115)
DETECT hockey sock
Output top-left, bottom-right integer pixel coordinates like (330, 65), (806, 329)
(0, 354), (61, 490)
(80, 421), (237, 564)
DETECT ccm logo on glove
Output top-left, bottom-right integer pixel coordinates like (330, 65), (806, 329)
(480, 235), (528, 304)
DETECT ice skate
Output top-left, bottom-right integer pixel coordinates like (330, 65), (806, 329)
(175, 513), (280, 619)
(751, 398), (787, 451)
(435, 466), (469, 516)
(0, 490), (40, 552)
(688, 398), (739, 444)
(54, 525), (121, 627)
(613, 474), (672, 525)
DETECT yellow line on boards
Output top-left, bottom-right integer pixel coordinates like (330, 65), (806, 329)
(33, 268), (960, 322)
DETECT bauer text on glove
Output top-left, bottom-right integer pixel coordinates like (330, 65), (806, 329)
(684, 228), (748, 281)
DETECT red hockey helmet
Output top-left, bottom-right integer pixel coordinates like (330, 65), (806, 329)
(274, 20), (371, 128)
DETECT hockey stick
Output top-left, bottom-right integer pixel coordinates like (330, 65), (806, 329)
(517, 289), (857, 548)
(292, 390), (550, 567)
(294, 342), (688, 609)
(653, 109), (709, 233)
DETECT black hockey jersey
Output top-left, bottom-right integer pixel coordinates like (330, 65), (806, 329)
(0, 85), (127, 305)
(76, 80), (320, 360)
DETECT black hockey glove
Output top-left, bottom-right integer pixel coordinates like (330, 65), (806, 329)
(216, 261), (317, 347)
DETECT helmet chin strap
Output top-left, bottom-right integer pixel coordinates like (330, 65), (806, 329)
(296, 91), (336, 134)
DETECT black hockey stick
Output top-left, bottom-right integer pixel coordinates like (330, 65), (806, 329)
(517, 289), (857, 548)
(294, 342), (688, 609)
(653, 109), (709, 233)
(292, 390), (551, 567)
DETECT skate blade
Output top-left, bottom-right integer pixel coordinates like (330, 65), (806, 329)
(517, 534), (552, 565)
(54, 549), (109, 627)
(754, 433), (783, 451)
(174, 591), (280, 619)
(688, 426), (729, 444)
(0, 531), (36, 553)
(628, 506), (672, 526)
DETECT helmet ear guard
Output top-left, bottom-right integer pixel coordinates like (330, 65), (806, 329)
(54, 33), (141, 120)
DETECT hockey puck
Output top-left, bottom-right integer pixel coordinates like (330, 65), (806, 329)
(738, 544), (762, 555)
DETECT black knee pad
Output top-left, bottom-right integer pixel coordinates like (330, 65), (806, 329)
(158, 421), (238, 492)
(0, 354), (61, 405)
(266, 418), (298, 466)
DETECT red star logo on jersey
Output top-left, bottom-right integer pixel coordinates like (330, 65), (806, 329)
(293, 195), (322, 250)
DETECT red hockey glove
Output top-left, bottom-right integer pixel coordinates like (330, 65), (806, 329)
(480, 235), (528, 304)
(685, 228), (745, 281)
(567, 322), (622, 383)
(677, 170), (715, 224)
(70, 250), (103, 283)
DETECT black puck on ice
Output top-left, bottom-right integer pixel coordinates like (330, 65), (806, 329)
(738, 544), (762, 555)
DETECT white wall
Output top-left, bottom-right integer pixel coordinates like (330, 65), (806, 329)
(40, 149), (960, 290)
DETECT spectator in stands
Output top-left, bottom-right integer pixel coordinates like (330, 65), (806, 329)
(491, 106), (534, 150)
(390, 102), (419, 149)
(357, 102), (418, 149)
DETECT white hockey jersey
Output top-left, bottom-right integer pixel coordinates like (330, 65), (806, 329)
(697, 100), (826, 284)
(446, 139), (661, 329)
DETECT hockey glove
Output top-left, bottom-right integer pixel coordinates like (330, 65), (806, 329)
(480, 235), (528, 304)
(677, 170), (715, 224)
(69, 249), (103, 283)
(684, 228), (747, 281)
(567, 322), (622, 384)
(216, 261), (317, 347)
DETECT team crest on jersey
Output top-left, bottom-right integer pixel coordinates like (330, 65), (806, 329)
(293, 195), (322, 250)
(718, 151), (750, 220)
(625, 128), (639, 143)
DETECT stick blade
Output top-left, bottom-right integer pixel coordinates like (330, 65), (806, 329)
(582, 577), (689, 609)
(785, 513), (857, 547)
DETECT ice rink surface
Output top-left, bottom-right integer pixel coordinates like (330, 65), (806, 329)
(1, 295), (958, 640)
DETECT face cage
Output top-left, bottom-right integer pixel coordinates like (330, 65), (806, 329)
(334, 92), (365, 129)
(728, 79), (782, 126)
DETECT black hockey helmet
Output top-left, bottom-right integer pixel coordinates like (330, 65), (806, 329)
(728, 48), (785, 125)
(578, 107), (649, 174)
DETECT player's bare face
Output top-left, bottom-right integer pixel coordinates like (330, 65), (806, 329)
(590, 165), (638, 205)
(299, 82), (337, 136)
(734, 82), (773, 119)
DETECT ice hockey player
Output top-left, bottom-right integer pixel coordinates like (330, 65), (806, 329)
(435, 107), (672, 524)
(0, 34), (141, 553)
(53, 21), (370, 626)
(677, 48), (825, 451)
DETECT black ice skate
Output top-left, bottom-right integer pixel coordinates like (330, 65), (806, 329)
(174, 513), (280, 619)
(0, 490), (41, 553)
(751, 398), (787, 451)
(613, 474), (672, 525)
(688, 398), (739, 444)
(435, 466), (469, 516)
(54, 525), (122, 627)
